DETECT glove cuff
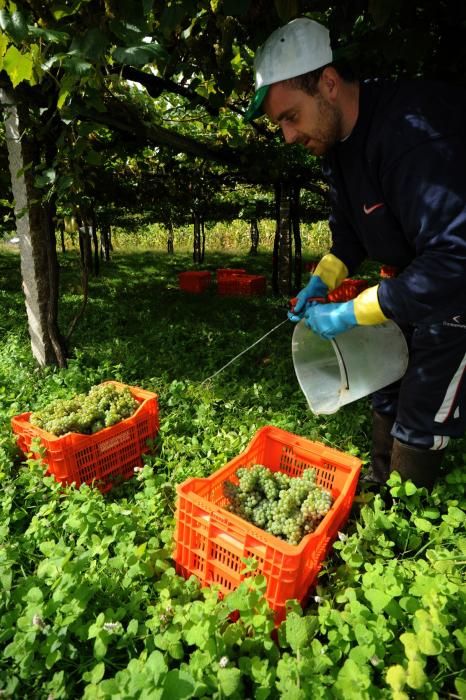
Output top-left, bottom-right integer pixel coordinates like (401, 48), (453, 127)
(314, 254), (348, 291)
(353, 285), (388, 325)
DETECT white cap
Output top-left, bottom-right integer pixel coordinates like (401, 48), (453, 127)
(245, 18), (333, 121)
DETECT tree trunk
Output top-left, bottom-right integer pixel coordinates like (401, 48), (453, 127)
(167, 220), (174, 254)
(193, 212), (202, 264)
(67, 225), (90, 343)
(272, 184), (280, 294)
(291, 186), (302, 292)
(201, 219), (205, 263)
(91, 211), (100, 276)
(0, 88), (65, 366)
(79, 220), (93, 272)
(58, 220), (66, 253)
(44, 202), (67, 368)
(249, 218), (259, 255)
(100, 223), (111, 261)
(272, 182), (293, 295)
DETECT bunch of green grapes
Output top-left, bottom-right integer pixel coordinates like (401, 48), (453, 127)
(223, 465), (333, 546)
(30, 384), (138, 436)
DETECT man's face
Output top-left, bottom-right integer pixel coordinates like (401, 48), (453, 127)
(263, 81), (343, 156)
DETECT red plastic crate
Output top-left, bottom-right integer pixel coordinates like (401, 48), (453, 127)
(236, 274), (267, 296)
(179, 271), (212, 293)
(327, 278), (368, 302)
(380, 265), (399, 278)
(217, 269), (247, 295)
(173, 426), (361, 623)
(304, 261), (318, 273)
(11, 381), (159, 492)
(216, 268), (247, 282)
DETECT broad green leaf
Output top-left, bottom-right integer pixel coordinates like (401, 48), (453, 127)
(400, 632), (419, 660)
(354, 623), (374, 646)
(0, 9), (27, 41)
(417, 630), (443, 656)
(113, 42), (167, 67)
(3, 45), (33, 87)
(386, 665), (406, 691)
(70, 28), (109, 61)
(404, 481), (417, 496)
(336, 658), (371, 691)
(146, 650), (167, 684)
(126, 619), (139, 636)
(108, 19), (144, 43)
(364, 588), (392, 613)
(51, 1), (85, 21)
(443, 506), (465, 527)
(45, 649), (61, 669)
(26, 586), (43, 603)
(34, 169), (56, 188)
(0, 32), (8, 60)
(285, 612), (310, 652)
(420, 507), (440, 520)
(161, 669), (196, 699)
(93, 634), (107, 660)
(454, 677), (466, 697)
(63, 56), (92, 76)
(217, 667), (242, 697)
(27, 26), (69, 44)
(83, 662), (105, 684)
(406, 659), (427, 690)
(0, 9), (10, 31)
(9, 10), (28, 41)
(412, 517), (432, 533)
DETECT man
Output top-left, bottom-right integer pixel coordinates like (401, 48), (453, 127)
(245, 17), (466, 489)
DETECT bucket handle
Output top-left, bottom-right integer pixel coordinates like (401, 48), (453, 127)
(331, 338), (350, 392)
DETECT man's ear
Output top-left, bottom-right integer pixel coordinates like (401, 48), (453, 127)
(319, 66), (339, 100)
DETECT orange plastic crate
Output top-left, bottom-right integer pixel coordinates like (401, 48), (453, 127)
(173, 426), (361, 623)
(327, 278), (368, 302)
(179, 271), (212, 293)
(236, 274), (267, 296)
(11, 381), (159, 492)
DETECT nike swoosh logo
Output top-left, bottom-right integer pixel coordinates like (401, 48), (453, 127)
(363, 202), (384, 214)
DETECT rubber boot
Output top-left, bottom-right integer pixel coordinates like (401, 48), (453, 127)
(390, 438), (445, 490)
(361, 410), (395, 484)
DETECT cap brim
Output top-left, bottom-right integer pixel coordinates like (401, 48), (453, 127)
(244, 85), (269, 122)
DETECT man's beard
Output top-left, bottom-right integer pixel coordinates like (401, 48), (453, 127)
(303, 94), (343, 156)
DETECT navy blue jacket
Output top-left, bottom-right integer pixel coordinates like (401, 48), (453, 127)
(323, 79), (466, 325)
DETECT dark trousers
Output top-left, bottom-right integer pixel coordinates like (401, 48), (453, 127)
(372, 312), (466, 449)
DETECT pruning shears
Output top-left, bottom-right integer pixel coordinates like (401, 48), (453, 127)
(289, 295), (330, 314)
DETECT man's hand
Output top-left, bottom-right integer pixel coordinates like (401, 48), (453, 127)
(304, 300), (357, 339)
(288, 275), (328, 321)
(304, 285), (389, 338)
(288, 253), (349, 322)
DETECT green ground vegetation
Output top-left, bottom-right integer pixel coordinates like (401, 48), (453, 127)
(0, 242), (465, 699)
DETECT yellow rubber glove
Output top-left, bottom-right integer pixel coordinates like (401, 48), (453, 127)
(313, 253), (349, 292)
(353, 285), (388, 325)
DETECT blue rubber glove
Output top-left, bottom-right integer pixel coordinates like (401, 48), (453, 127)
(304, 301), (358, 339)
(288, 275), (328, 322)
